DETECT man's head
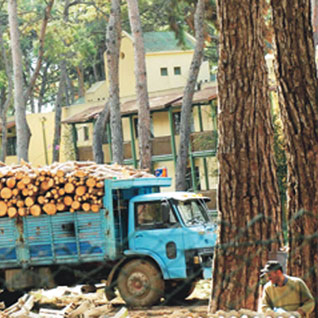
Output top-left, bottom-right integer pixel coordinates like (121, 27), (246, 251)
(260, 260), (284, 285)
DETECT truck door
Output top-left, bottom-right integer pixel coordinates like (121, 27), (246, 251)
(130, 201), (187, 279)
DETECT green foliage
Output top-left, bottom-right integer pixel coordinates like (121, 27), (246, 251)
(0, 71), (6, 89)
(1, 0), (218, 114)
(128, 0), (218, 67)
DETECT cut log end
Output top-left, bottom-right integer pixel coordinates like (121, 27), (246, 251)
(43, 203), (57, 215)
(64, 183), (75, 194)
(1, 187), (12, 200)
(0, 201), (8, 217)
(8, 207), (17, 218)
(82, 203), (91, 212)
(30, 205), (41, 217)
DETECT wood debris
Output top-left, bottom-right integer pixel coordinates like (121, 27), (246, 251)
(0, 292), (126, 318)
(0, 161), (154, 218)
(208, 309), (300, 318)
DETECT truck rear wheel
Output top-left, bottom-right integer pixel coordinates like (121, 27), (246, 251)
(117, 259), (164, 307)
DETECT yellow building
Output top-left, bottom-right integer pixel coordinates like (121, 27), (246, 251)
(112, 31), (211, 99)
(0, 31), (218, 208)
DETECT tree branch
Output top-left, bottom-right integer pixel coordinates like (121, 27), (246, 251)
(24, 0), (54, 103)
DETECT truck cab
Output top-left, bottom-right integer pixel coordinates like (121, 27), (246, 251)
(106, 182), (217, 306)
(129, 192), (216, 280)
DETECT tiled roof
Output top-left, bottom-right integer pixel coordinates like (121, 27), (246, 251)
(86, 81), (105, 93)
(121, 91), (183, 115)
(62, 85), (218, 124)
(0, 120), (16, 133)
(143, 31), (195, 53)
(171, 86), (218, 106)
(62, 105), (104, 124)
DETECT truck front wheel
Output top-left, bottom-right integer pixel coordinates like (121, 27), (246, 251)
(164, 280), (196, 303)
(117, 259), (164, 307)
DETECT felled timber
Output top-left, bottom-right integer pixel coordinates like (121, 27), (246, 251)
(0, 161), (154, 218)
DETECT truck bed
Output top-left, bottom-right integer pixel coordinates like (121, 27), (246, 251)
(0, 210), (109, 268)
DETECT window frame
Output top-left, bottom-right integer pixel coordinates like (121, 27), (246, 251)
(174, 66), (181, 75)
(134, 201), (179, 230)
(160, 67), (168, 76)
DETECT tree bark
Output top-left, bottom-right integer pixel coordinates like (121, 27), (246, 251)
(37, 62), (50, 113)
(66, 70), (75, 105)
(0, 26), (13, 162)
(24, 0), (54, 104)
(93, 102), (110, 163)
(127, 0), (152, 170)
(8, 0), (31, 162)
(76, 64), (85, 98)
(52, 61), (67, 163)
(107, 0), (123, 164)
(271, 2), (318, 317)
(209, 0), (283, 312)
(175, 0), (205, 191)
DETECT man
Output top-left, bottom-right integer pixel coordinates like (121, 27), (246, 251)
(260, 260), (315, 318)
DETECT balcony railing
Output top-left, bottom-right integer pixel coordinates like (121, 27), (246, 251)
(77, 130), (217, 162)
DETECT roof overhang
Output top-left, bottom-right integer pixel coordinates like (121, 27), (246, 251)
(0, 120), (16, 133)
(62, 85), (218, 125)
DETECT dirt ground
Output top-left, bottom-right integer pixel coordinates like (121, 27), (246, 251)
(31, 280), (212, 318)
(114, 279), (211, 318)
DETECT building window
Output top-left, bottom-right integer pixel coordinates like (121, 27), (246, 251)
(173, 112), (181, 135)
(134, 117), (154, 138)
(185, 166), (201, 191)
(102, 127), (110, 144)
(174, 66), (181, 75)
(7, 136), (17, 156)
(160, 67), (168, 76)
(83, 126), (89, 141)
(134, 118), (138, 137)
(172, 111), (195, 135)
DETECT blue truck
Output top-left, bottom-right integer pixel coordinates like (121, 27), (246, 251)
(0, 177), (217, 307)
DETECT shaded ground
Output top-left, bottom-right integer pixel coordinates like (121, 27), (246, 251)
(31, 280), (211, 318)
(115, 280), (211, 318)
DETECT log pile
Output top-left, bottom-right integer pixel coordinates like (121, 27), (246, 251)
(0, 160), (154, 218)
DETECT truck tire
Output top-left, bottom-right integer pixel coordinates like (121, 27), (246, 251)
(117, 259), (164, 307)
(164, 280), (196, 302)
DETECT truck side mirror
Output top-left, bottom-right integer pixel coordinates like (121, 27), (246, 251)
(161, 201), (170, 224)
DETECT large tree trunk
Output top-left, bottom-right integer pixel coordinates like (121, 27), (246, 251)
(37, 62), (50, 113)
(24, 0), (54, 104)
(8, 0), (31, 162)
(66, 70), (75, 105)
(106, 0), (123, 164)
(0, 26), (13, 162)
(209, 0), (283, 312)
(52, 1), (69, 163)
(93, 102), (110, 163)
(127, 0), (152, 170)
(52, 61), (67, 162)
(76, 64), (85, 98)
(175, 0), (205, 191)
(271, 2), (318, 317)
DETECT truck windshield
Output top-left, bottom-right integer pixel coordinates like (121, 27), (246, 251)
(175, 200), (210, 226)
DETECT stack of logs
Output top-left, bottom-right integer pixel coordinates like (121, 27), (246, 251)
(0, 160), (154, 218)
